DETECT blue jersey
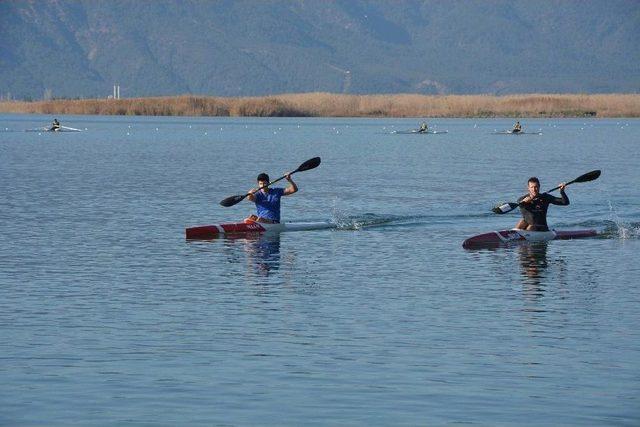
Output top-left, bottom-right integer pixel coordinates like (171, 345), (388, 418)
(254, 188), (285, 222)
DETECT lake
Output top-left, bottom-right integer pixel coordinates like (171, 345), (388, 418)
(1, 114), (639, 425)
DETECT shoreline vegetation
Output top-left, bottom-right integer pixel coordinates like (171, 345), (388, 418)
(0, 93), (639, 118)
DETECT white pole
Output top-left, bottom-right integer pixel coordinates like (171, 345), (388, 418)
(117, 85), (120, 99)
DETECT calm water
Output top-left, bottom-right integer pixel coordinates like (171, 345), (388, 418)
(1, 114), (639, 426)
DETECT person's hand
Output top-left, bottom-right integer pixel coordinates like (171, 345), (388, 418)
(521, 195), (532, 203)
(285, 172), (292, 181)
(559, 182), (566, 191)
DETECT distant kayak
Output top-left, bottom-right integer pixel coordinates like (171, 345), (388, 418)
(393, 129), (448, 135)
(25, 125), (82, 132)
(186, 220), (336, 239)
(492, 130), (542, 135)
(462, 228), (598, 249)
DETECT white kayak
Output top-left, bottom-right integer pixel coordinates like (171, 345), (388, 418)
(186, 220), (336, 239)
(25, 125), (83, 132)
(492, 130), (542, 135)
(462, 228), (598, 249)
(393, 129), (448, 134)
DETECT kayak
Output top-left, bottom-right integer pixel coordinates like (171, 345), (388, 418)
(492, 130), (542, 135)
(393, 130), (448, 134)
(186, 220), (336, 239)
(25, 125), (82, 132)
(462, 228), (598, 249)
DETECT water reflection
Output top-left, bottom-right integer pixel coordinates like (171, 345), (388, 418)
(518, 242), (548, 298)
(188, 232), (284, 280)
(242, 233), (281, 277)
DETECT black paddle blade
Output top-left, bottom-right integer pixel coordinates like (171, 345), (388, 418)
(572, 170), (601, 184)
(548, 169), (602, 192)
(492, 202), (519, 214)
(296, 157), (321, 172)
(219, 194), (247, 207)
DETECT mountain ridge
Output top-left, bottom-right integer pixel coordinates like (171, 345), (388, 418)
(1, 0), (638, 100)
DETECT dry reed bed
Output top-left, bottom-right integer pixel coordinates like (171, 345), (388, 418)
(1, 93), (638, 117)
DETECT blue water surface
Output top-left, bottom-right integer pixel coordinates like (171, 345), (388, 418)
(1, 114), (639, 425)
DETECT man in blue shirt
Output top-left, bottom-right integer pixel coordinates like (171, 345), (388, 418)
(245, 172), (298, 223)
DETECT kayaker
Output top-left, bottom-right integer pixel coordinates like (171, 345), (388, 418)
(50, 118), (60, 131)
(515, 177), (569, 231)
(512, 121), (522, 133)
(418, 122), (428, 133)
(245, 172), (298, 224)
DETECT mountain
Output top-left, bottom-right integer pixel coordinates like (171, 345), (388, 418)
(1, 0), (638, 100)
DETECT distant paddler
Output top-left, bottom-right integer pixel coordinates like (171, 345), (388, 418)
(417, 122), (428, 133)
(50, 118), (60, 132)
(512, 121), (522, 134)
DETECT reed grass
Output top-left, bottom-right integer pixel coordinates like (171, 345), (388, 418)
(1, 93), (638, 117)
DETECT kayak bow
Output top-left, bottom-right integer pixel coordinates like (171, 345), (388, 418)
(462, 228), (597, 249)
(186, 220), (336, 239)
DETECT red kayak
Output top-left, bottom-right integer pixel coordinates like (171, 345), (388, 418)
(462, 228), (598, 249)
(186, 220), (336, 239)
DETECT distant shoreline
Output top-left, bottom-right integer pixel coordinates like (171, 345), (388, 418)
(1, 93), (638, 118)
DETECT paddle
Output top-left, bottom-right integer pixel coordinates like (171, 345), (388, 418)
(492, 170), (601, 214)
(219, 157), (321, 207)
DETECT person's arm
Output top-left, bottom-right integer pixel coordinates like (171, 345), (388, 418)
(549, 183), (569, 205)
(518, 194), (532, 204)
(247, 188), (258, 202)
(283, 173), (298, 196)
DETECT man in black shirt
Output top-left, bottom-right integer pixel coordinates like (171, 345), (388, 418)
(515, 177), (569, 231)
